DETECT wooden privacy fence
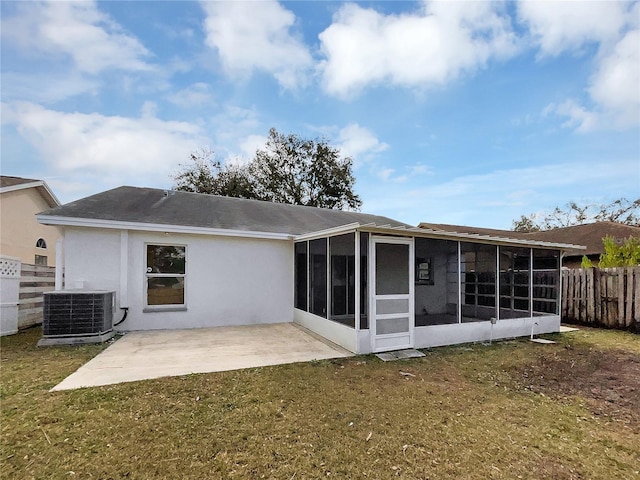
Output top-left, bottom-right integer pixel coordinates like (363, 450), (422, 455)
(562, 267), (640, 331)
(19, 263), (56, 329)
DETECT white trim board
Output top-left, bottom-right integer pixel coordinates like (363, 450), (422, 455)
(37, 215), (294, 240)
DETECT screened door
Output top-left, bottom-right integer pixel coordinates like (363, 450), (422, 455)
(371, 237), (414, 352)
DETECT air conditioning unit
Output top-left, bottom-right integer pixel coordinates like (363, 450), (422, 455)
(38, 290), (116, 346)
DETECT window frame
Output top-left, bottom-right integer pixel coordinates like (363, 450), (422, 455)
(36, 238), (47, 249)
(144, 243), (187, 311)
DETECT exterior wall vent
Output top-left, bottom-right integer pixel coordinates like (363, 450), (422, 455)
(38, 290), (116, 346)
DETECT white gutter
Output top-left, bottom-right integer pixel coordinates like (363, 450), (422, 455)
(37, 215), (294, 241)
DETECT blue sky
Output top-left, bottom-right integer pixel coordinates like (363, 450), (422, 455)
(1, 0), (638, 229)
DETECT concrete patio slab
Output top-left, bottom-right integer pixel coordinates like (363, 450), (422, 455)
(51, 323), (352, 391)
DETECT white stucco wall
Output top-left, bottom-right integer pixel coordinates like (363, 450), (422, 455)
(64, 228), (121, 293)
(62, 227), (294, 331)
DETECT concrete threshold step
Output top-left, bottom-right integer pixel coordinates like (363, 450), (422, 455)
(376, 349), (425, 362)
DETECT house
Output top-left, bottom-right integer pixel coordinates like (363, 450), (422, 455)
(1, 176), (61, 266)
(37, 186), (583, 354)
(523, 222), (640, 268)
(419, 222), (640, 268)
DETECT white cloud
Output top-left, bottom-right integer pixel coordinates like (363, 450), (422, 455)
(337, 123), (388, 163)
(545, 99), (599, 132)
(409, 164), (432, 176)
(377, 168), (396, 182)
(201, 0), (312, 89)
(167, 83), (215, 108)
(0, 72), (100, 104)
(588, 29), (640, 129)
(318, 1), (518, 97)
(2, 102), (207, 181)
(1, 1), (152, 74)
(517, 0), (629, 57)
(520, 2), (639, 132)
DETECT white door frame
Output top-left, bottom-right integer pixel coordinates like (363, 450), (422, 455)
(369, 235), (414, 353)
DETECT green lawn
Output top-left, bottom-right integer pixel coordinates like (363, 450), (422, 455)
(2, 326), (638, 479)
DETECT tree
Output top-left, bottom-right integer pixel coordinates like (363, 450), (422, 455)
(512, 198), (640, 232)
(511, 215), (541, 233)
(172, 129), (362, 210)
(173, 148), (257, 199)
(581, 256), (594, 268)
(251, 128), (361, 210)
(598, 235), (640, 267)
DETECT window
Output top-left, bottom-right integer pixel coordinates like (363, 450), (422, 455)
(36, 238), (47, 249)
(415, 257), (433, 285)
(34, 254), (47, 266)
(146, 245), (186, 307)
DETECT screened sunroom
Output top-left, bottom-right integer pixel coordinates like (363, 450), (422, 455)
(292, 224), (575, 354)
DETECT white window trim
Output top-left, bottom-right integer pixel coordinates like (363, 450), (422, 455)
(144, 242), (187, 311)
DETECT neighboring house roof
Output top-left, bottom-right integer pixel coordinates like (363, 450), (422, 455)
(0, 175), (60, 208)
(418, 221), (638, 257)
(38, 186), (584, 250)
(524, 222), (640, 257)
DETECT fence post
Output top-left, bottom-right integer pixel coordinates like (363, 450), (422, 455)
(0, 256), (21, 336)
(586, 268), (594, 323)
(593, 268), (601, 324)
(629, 267), (640, 333)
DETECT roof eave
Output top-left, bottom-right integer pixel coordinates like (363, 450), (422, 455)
(0, 180), (61, 207)
(296, 222), (585, 250)
(293, 223), (361, 241)
(36, 215), (294, 240)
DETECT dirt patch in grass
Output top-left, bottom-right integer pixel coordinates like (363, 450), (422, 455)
(509, 332), (640, 429)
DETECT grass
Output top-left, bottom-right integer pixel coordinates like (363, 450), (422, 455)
(1, 326), (639, 479)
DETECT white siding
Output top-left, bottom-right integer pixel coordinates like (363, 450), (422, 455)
(62, 228), (293, 331)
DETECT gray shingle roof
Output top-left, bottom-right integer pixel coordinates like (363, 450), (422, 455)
(524, 222), (640, 256)
(0, 175), (40, 188)
(39, 186), (410, 236)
